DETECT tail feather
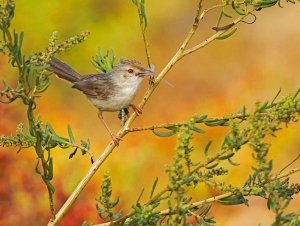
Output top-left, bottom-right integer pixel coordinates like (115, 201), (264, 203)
(49, 57), (81, 83)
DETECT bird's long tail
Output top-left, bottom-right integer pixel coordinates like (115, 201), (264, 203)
(49, 57), (81, 83)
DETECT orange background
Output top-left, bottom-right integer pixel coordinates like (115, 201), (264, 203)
(0, 1), (300, 225)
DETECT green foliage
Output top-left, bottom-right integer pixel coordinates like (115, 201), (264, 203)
(91, 49), (116, 73)
(97, 91), (300, 225)
(96, 172), (122, 222)
(1, 122), (89, 153)
(0, 123), (35, 150)
(212, 0), (299, 40)
(0, 0), (90, 217)
(270, 211), (300, 226)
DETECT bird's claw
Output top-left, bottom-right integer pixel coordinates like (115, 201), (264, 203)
(112, 134), (121, 146)
(129, 104), (143, 116)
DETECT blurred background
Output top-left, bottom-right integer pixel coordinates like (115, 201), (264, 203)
(0, 0), (300, 225)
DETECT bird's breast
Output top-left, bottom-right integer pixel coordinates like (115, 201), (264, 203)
(88, 79), (141, 112)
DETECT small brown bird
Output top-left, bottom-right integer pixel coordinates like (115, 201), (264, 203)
(49, 57), (153, 144)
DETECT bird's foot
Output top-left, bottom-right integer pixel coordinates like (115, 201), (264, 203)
(111, 134), (121, 146)
(129, 104), (143, 116)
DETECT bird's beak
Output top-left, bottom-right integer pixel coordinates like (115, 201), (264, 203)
(137, 67), (154, 77)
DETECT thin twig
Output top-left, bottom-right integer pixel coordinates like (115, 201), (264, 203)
(135, 2), (152, 67)
(125, 113), (249, 133)
(279, 154), (300, 175)
(182, 10), (255, 58)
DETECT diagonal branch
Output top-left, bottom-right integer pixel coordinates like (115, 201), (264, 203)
(47, 2), (257, 225)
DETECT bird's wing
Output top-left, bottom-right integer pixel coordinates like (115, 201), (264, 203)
(72, 74), (114, 100)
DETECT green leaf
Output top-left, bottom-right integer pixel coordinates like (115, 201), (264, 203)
(228, 157), (240, 166)
(136, 188), (144, 204)
(218, 194), (247, 205)
(183, 176), (195, 185)
(267, 197), (277, 210)
(257, 101), (269, 112)
(35, 74), (50, 93)
(231, 1), (246, 15)
(218, 152), (234, 160)
(67, 124), (75, 144)
(255, 0), (278, 8)
(108, 197), (120, 209)
(204, 217), (216, 224)
(199, 204), (212, 217)
(270, 88), (282, 105)
(140, 0), (148, 29)
(205, 119), (228, 126)
(35, 159), (41, 175)
(292, 88), (300, 100)
(216, 27), (237, 40)
(194, 114), (208, 123)
(205, 161), (218, 169)
(204, 140), (212, 157)
(112, 210), (122, 220)
(152, 129), (176, 137)
(222, 8), (233, 18)
(191, 126), (205, 133)
(150, 177), (158, 199)
(47, 157), (53, 180)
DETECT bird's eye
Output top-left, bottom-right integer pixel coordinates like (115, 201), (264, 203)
(127, 68), (134, 73)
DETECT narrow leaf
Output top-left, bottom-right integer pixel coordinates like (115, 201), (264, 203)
(191, 126), (205, 133)
(35, 159), (41, 175)
(109, 197), (120, 208)
(267, 197), (276, 210)
(222, 8), (233, 18)
(218, 194), (247, 205)
(194, 114), (208, 123)
(205, 119), (228, 126)
(231, 1), (246, 15)
(205, 161), (218, 169)
(292, 88), (300, 100)
(152, 129), (176, 137)
(136, 188), (144, 204)
(271, 88), (281, 105)
(150, 177), (158, 199)
(67, 124), (75, 143)
(199, 204), (212, 217)
(140, 0), (148, 29)
(47, 157), (53, 180)
(216, 28), (237, 40)
(228, 157), (240, 166)
(204, 140), (212, 157)
(218, 152), (234, 160)
(257, 101), (269, 112)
